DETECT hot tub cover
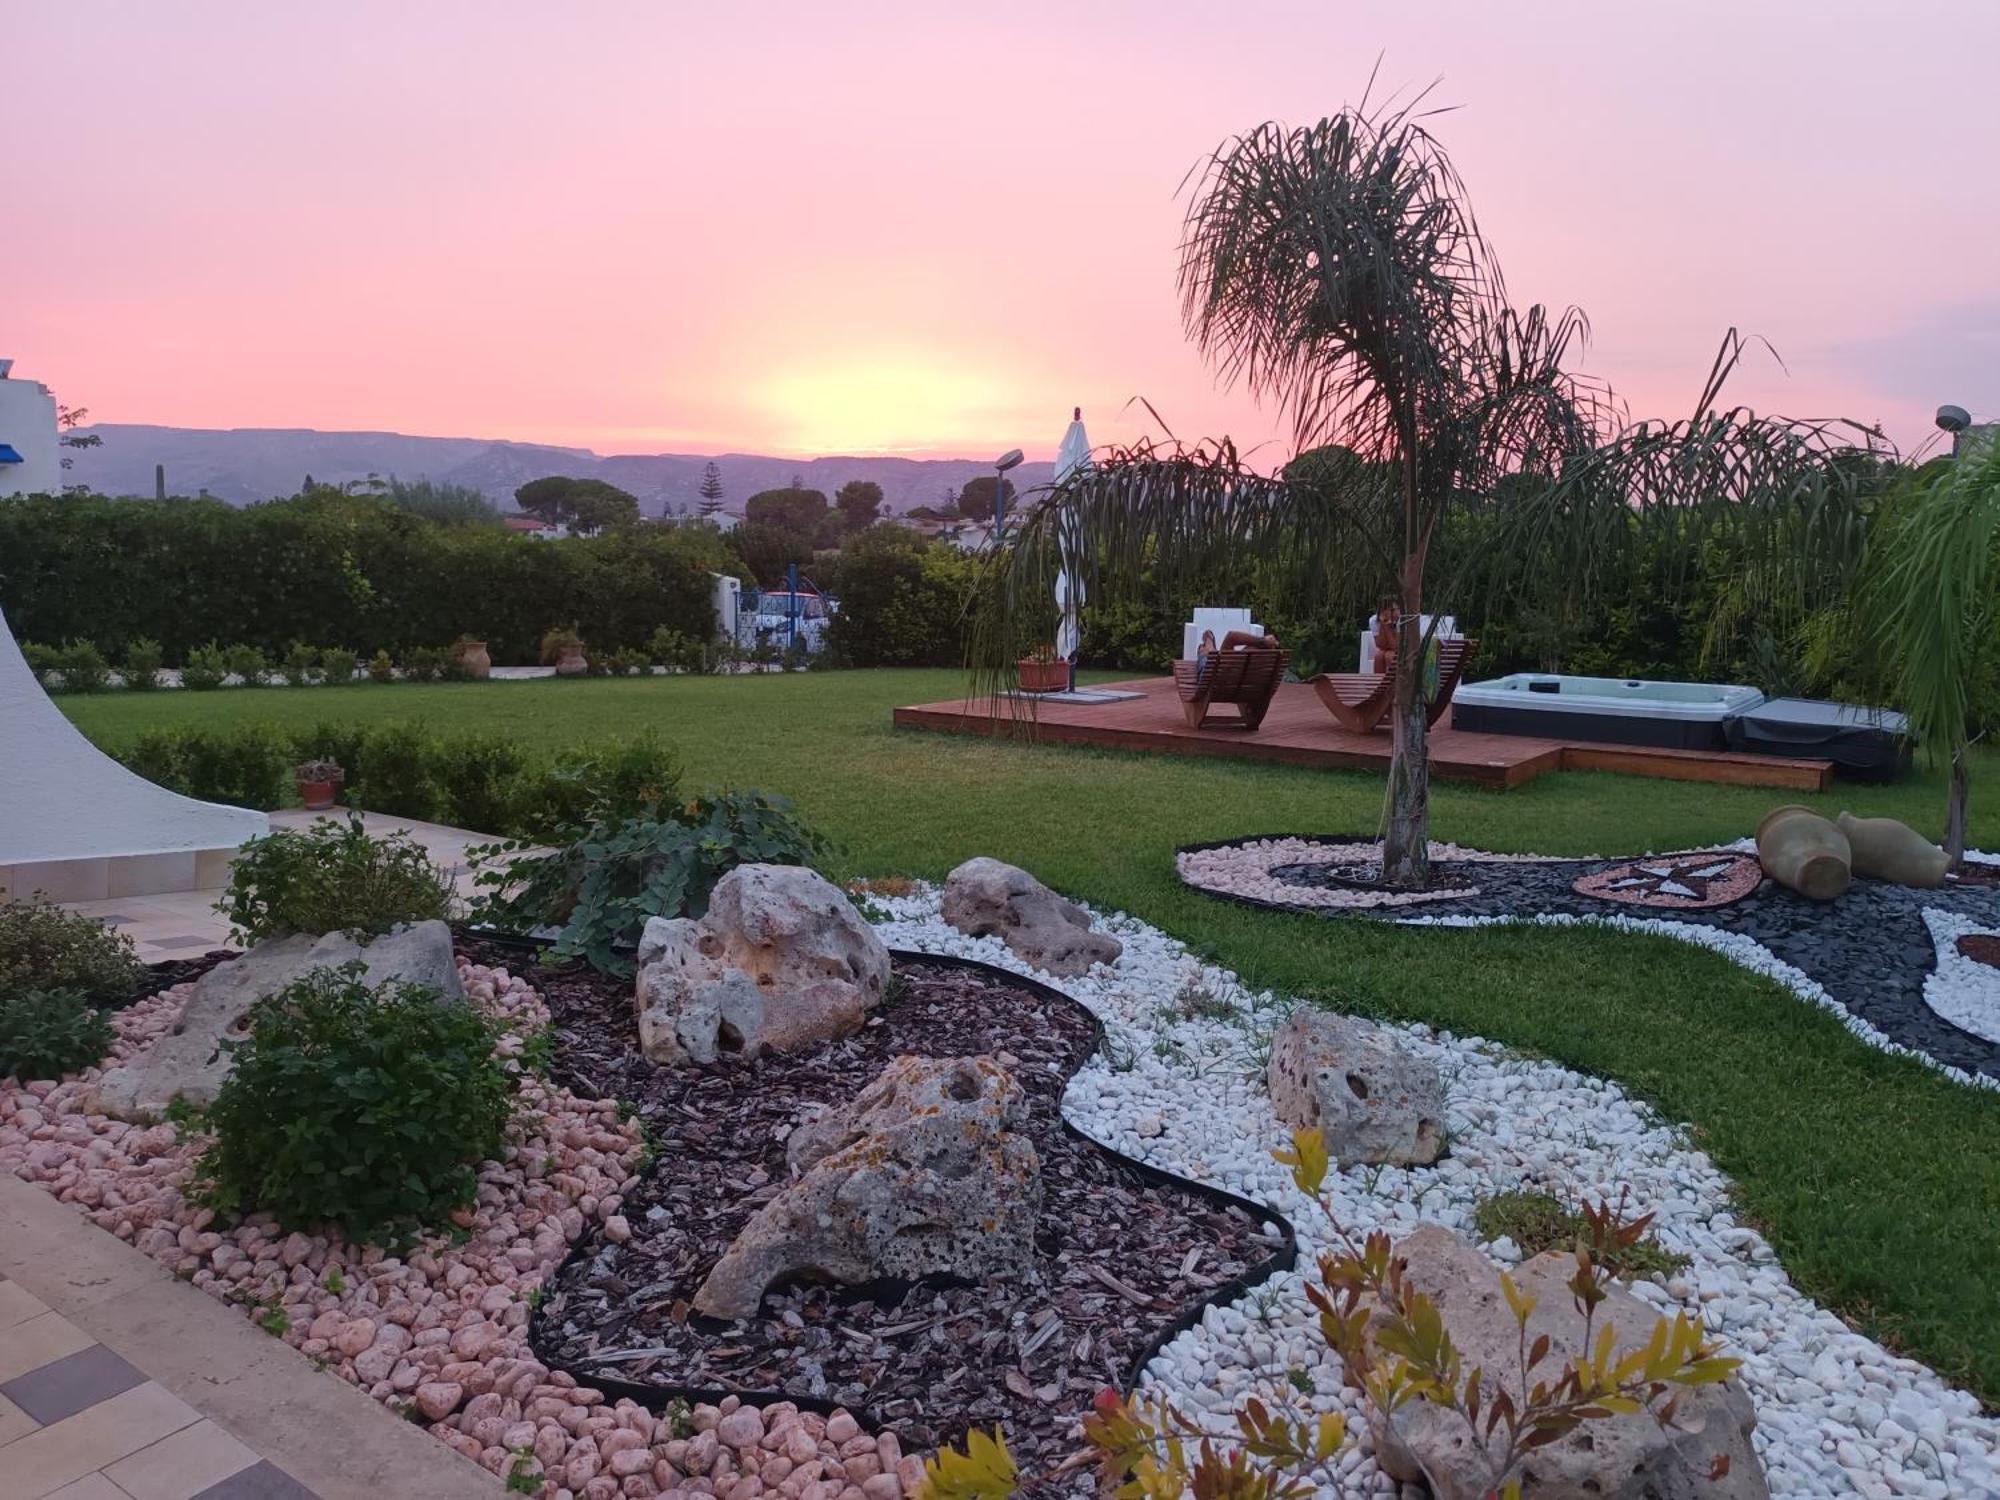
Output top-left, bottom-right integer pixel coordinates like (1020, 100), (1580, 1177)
(1724, 697), (1911, 781)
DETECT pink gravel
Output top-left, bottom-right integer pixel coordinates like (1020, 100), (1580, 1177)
(0, 958), (898, 1500)
(1176, 837), (1502, 909)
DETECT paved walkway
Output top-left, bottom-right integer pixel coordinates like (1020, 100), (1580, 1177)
(0, 1177), (498, 1500)
(59, 810), (494, 962)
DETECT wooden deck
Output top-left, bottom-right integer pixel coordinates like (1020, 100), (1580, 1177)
(893, 677), (1833, 792)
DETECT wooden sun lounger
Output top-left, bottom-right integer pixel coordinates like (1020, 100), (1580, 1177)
(1309, 636), (1476, 734)
(1171, 647), (1290, 730)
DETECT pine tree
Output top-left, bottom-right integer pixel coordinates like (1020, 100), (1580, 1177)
(698, 461), (725, 517)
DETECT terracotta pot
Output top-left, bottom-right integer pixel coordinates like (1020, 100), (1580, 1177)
(453, 640), (491, 679)
(1837, 811), (1947, 888)
(553, 643), (587, 678)
(296, 776), (341, 812)
(1017, 658), (1068, 694)
(1756, 804), (1851, 901)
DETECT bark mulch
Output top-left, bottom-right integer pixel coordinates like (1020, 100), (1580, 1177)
(461, 935), (1283, 1481)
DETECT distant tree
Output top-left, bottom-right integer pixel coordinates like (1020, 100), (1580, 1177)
(514, 475), (641, 535)
(698, 462), (725, 517)
(728, 520), (815, 588)
(56, 406), (100, 475)
(956, 475), (1016, 523)
(387, 477), (500, 525)
(835, 479), (883, 530)
(744, 485), (829, 535)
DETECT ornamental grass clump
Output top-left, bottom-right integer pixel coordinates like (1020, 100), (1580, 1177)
(191, 963), (514, 1242)
(921, 1128), (1739, 1500)
(0, 896), (144, 1007)
(0, 989), (116, 1083)
(217, 815), (455, 945)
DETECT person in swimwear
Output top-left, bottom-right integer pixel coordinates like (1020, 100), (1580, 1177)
(1194, 626), (1281, 683)
(1372, 596), (1401, 676)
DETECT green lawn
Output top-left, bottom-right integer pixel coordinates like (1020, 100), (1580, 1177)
(62, 672), (2000, 1405)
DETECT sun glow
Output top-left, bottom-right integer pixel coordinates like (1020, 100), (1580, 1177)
(751, 353), (1035, 457)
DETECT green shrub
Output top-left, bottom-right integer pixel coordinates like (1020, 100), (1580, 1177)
(0, 896), (144, 1006)
(823, 527), (979, 667)
(217, 815), (455, 944)
(125, 728), (190, 793)
(471, 789), (824, 974)
(20, 642), (58, 683)
(1471, 1189), (1689, 1280)
(319, 646), (359, 685)
(366, 649), (396, 683)
(180, 642), (230, 690)
(192, 963), (514, 1241)
(183, 723), (290, 809)
(278, 642), (320, 687)
(510, 731), (683, 840)
(0, 989), (115, 1083)
(222, 644), (269, 686)
(401, 645), (449, 683)
(288, 722), (366, 781)
(647, 625), (705, 671)
(608, 647), (652, 677)
(52, 639), (111, 693)
(121, 638), (165, 691)
(433, 735), (529, 837)
(350, 722), (439, 819)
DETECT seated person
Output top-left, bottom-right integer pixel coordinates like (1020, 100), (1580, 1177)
(1372, 598), (1401, 676)
(1195, 625), (1281, 683)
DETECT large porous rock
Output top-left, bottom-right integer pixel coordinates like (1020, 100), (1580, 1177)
(1266, 1009), (1444, 1166)
(940, 857), (1122, 976)
(693, 1054), (1041, 1319)
(634, 863), (891, 1066)
(1367, 1226), (1767, 1500)
(91, 920), (462, 1120)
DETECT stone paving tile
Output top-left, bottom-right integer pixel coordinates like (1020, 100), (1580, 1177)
(0, 1381), (201, 1498)
(0, 1389), (37, 1446)
(187, 1461), (318, 1500)
(102, 1420), (260, 1500)
(2, 1344), (148, 1426)
(43, 1476), (128, 1500)
(0, 1278), (53, 1330)
(0, 1311), (96, 1384)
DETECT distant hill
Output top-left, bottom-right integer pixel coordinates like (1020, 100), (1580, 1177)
(62, 425), (1058, 516)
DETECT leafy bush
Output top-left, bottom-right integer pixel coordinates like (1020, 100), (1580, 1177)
(0, 491), (732, 666)
(278, 642), (321, 687)
(192, 963), (514, 1241)
(52, 639), (111, 693)
(609, 646), (652, 677)
(20, 641), (57, 682)
(471, 790), (824, 973)
(647, 625), (706, 671)
(1473, 1189), (1689, 1279)
(289, 721), (366, 780)
(121, 638), (165, 691)
(180, 642), (230, 690)
(183, 723), (291, 809)
(539, 626), (583, 665)
(222, 643), (269, 686)
(823, 527), (979, 667)
(319, 646), (359, 685)
(0, 896), (144, 1006)
(509, 731), (683, 841)
(367, 649), (396, 683)
(400, 645), (449, 683)
(0, 989), (115, 1083)
(217, 816), (455, 944)
(433, 735), (529, 836)
(350, 722), (439, 819)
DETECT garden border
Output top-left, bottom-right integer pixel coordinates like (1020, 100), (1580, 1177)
(465, 932), (1301, 1428)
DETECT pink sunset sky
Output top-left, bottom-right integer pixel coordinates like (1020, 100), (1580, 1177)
(8, 0), (1996, 465)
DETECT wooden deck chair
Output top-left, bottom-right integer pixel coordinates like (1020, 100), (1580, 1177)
(1171, 647), (1290, 730)
(1309, 637), (1476, 734)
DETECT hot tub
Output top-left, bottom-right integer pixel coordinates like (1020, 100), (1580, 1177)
(1451, 674), (1765, 750)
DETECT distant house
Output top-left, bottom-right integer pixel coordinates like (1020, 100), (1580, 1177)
(0, 360), (62, 499)
(502, 514), (568, 539)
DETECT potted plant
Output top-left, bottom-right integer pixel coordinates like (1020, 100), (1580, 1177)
(1017, 644), (1068, 694)
(294, 758), (343, 812)
(451, 634), (492, 680)
(540, 626), (587, 677)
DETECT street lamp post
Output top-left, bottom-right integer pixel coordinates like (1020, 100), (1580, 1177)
(1938, 404), (1971, 459)
(992, 448), (1023, 542)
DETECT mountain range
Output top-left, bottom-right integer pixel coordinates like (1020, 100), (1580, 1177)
(64, 425), (1058, 516)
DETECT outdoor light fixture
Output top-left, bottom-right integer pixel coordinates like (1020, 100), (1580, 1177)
(992, 448), (1024, 538)
(1938, 403), (1972, 458)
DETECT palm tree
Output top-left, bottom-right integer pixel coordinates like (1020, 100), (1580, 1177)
(1871, 439), (2000, 869)
(974, 95), (1887, 888)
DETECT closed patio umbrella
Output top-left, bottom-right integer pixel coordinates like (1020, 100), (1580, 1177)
(1053, 408), (1090, 689)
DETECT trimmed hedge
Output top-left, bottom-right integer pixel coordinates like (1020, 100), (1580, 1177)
(0, 492), (736, 665)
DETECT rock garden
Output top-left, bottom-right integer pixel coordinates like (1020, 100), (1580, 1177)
(5, 786), (2000, 1500)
